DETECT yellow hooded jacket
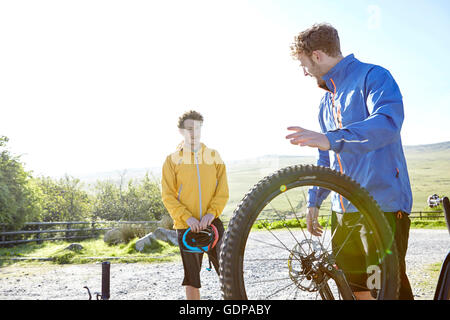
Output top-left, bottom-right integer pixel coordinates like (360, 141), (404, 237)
(161, 143), (229, 229)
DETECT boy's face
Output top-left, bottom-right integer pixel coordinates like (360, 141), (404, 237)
(180, 119), (202, 148)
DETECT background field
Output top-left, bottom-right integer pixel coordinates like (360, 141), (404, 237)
(222, 142), (450, 218)
(78, 141), (450, 219)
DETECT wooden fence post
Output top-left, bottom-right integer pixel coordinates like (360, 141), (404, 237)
(91, 221), (96, 238)
(1, 225), (5, 244)
(66, 222), (71, 241)
(36, 224), (42, 244)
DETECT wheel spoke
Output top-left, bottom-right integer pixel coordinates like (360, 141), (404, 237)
(268, 200), (309, 257)
(246, 277), (292, 285)
(319, 211), (332, 252)
(247, 235), (291, 252)
(256, 219), (305, 266)
(264, 281), (297, 299)
(333, 215), (364, 260)
(245, 258), (291, 262)
(283, 191), (314, 254)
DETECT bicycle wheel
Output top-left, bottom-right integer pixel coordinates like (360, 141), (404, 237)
(219, 165), (400, 300)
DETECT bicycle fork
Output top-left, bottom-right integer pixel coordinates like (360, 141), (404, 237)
(319, 263), (356, 300)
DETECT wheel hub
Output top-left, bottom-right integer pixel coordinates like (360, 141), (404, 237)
(287, 239), (330, 292)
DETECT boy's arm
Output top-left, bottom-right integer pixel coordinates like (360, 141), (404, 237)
(161, 156), (193, 223)
(206, 152), (229, 218)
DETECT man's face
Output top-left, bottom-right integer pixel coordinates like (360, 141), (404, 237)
(180, 119), (202, 148)
(297, 52), (328, 90)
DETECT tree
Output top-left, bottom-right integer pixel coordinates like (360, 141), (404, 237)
(34, 175), (92, 222)
(91, 179), (123, 221)
(122, 173), (167, 221)
(91, 172), (167, 221)
(0, 136), (40, 229)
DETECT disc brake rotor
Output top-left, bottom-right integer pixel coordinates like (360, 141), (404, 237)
(287, 239), (329, 292)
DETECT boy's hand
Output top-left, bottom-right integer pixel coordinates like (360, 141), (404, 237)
(199, 213), (215, 230)
(186, 217), (201, 233)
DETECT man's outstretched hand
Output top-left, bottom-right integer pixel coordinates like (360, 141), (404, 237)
(286, 126), (331, 151)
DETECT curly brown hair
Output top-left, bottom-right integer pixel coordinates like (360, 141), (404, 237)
(290, 23), (342, 59)
(177, 110), (204, 129)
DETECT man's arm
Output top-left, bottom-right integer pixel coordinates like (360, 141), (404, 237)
(161, 156), (193, 224)
(325, 67), (404, 154)
(307, 148), (331, 208)
(307, 107), (332, 209)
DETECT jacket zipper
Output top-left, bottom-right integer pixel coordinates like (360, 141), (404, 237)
(195, 152), (203, 220)
(329, 78), (346, 213)
(177, 184), (183, 201)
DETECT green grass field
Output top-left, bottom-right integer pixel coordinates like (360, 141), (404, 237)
(221, 142), (450, 219)
(403, 142), (450, 213)
(0, 237), (180, 266)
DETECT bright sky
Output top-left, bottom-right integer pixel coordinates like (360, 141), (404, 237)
(1, 0), (449, 178)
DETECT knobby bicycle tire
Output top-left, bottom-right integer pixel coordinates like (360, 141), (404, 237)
(219, 165), (400, 300)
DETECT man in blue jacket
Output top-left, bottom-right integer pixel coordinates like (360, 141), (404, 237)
(286, 23), (414, 300)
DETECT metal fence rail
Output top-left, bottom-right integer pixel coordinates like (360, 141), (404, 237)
(0, 221), (158, 246)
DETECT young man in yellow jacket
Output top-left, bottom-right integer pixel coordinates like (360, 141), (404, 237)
(161, 110), (229, 300)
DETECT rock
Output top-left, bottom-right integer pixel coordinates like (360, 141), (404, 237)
(64, 243), (83, 252)
(153, 227), (178, 246)
(104, 228), (123, 245)
(135, 228), (179, 252)
(135, 233), (157, 252)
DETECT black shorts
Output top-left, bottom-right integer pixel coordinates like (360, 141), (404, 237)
(331, 211), (413, 299)
(176, 218), (224, 289)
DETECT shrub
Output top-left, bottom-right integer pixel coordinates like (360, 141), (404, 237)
(158, 214), (174, 230)
(91, 172), (168, 222)
(51, 251), (76, 264)
(253, 217), (327, 230)
(118, 224), (148, 243)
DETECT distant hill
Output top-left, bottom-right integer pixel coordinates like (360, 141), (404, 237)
(77, 154), (316, 187)
(76, 141), (450, 214)
(402, 141), (450, 212)
(404, 141), (450, 155)
(77, 167), (161, 187)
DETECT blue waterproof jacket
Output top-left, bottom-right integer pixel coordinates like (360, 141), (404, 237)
(307, 54), (413, 214)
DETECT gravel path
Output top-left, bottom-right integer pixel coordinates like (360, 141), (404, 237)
(0, 229), (448, 300)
